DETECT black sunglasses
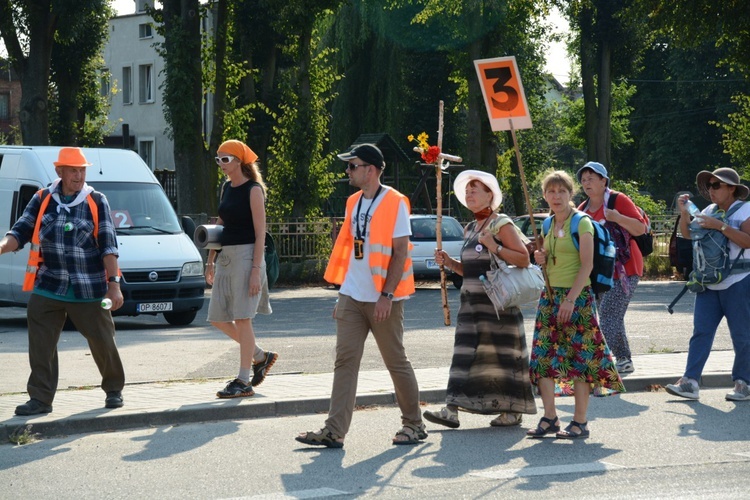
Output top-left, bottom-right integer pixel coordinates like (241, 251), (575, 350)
(706, 181), (725, 190)
(346, 162), (370, 170)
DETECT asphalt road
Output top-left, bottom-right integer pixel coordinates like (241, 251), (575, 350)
(0, 280), (731, 395)
(1, 388), (748, 499)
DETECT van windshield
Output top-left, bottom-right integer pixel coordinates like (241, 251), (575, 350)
(88, 182), (182, 234)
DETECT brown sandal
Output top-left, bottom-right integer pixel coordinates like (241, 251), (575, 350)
(295, 427), (344, 448)
(392, 423), (428, 445)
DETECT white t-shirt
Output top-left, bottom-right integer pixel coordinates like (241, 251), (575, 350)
(339, 186), (412, 302)
(706, 200), (750, 290)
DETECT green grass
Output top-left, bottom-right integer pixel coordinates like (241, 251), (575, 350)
(8, 425), (40, 446)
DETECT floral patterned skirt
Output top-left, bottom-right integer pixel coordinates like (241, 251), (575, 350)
(529, 286), (625, 397)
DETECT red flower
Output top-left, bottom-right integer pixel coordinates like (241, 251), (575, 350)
(422, 145), (441, 163)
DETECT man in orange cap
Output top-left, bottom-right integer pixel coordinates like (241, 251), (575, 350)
(0, 147), (126, 415)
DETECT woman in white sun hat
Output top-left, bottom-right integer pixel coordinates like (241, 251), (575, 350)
(423, 169), (537, 430)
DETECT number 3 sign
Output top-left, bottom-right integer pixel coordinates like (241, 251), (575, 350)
(474, 56), (532, 131)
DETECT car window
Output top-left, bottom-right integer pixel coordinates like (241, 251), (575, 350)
(409, 217), (465, 242)
(441, 218), (464, 241)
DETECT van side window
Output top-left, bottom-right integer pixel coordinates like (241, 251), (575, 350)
(15, 185), (40, 223)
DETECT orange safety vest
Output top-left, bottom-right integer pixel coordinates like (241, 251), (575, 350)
(23, 189), (100, 292)
(324, 188), (415, 297)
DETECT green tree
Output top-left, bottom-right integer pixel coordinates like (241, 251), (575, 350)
(157, 0), (213, 215)
(49, 0), (113, 146)
(0, 0), (110, 145)
(561, 0), (646, 166)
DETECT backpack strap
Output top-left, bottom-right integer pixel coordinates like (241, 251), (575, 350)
(606, 191), (619, 210)
(569, 211), (583, 251)
(542, 216), (553, 237)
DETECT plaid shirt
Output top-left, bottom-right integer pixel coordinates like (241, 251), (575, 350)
(8, 184), (119, 299)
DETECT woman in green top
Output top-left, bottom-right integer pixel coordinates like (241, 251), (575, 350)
(527, 170), (624, 439)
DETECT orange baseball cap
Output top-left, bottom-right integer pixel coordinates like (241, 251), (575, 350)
(53, 147), (93, 167)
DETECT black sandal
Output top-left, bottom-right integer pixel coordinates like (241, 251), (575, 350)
(526, 416), (560, 438)
(556, 420), (589, 439)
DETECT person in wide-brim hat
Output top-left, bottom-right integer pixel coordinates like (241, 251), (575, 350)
(696, 167), (749, 201)
(453, 170), (503, 211)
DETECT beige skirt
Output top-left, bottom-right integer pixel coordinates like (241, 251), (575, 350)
(207, 243), (272, 322)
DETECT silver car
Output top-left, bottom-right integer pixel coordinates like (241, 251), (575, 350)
(409, 215), (465, 288)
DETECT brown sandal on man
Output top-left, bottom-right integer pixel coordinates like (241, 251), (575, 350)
(295, 427), (344, 448)
(392, 423), (428, 445)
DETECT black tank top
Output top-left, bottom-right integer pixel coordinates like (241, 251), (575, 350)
(218, 180), (260, 246)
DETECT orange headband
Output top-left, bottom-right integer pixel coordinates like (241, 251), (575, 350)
(218, 140), (258, 164)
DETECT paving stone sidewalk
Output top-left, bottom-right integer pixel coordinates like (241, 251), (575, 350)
(0, 350), (735, 442)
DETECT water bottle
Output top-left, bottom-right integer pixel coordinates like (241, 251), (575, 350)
(684, 199), (701, 218)
(101, 298), (113, 310)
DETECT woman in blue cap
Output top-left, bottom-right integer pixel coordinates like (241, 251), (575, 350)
(576, 161), (647, 375)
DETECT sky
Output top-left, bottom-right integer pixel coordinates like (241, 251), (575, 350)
(111, 0), (573, 86)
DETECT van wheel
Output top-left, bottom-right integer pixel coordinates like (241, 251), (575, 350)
(164, 310), (197, 326)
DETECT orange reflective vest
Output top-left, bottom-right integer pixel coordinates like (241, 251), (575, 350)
(23, 189), (99, 292)
(324, 188), (415, 297)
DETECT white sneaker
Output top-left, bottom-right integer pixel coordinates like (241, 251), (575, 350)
(665, 378), (700, 400)
(616, 358), (635, 374)
(726, 379), (750, 401)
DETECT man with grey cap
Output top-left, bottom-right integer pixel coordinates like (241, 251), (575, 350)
(296, 143), (427, 448)
(666, 167), (750, 402)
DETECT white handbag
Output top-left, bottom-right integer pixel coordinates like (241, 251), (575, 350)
(480, 251), (544, 318)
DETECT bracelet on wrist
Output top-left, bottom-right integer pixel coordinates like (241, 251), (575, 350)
(252, 265), (261, 269)
(206, 262), (214, 266)
(564, 297), (574, 304)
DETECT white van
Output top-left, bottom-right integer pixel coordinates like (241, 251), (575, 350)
(0, 146), (205, 325)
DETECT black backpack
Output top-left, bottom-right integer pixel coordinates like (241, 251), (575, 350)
(543, 212), (616, 296)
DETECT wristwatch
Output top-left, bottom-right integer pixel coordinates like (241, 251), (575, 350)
(108, 276), (121, 283)
(720, 223), (728, 232)
(380, 291), (394, 300)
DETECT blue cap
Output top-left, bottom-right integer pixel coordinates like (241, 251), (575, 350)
(576, 161), (609, 186)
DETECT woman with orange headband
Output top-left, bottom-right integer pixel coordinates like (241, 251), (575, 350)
(205, 140), (278, 398)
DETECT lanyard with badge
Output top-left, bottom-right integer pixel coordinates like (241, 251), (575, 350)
(353, 185), (383, 259)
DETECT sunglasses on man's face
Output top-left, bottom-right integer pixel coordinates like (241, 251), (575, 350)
(346, 162), (370, 171)
(215, 156), (235, 165)
(706, 181), (725, 190)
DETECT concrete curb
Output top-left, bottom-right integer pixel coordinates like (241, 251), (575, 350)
(4, 373), (737, 443)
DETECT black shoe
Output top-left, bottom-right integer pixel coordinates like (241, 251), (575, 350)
(251, 351), (278, 387)
(105, 391), (124, 408)
(217, 379), (255, 398)
(15, 398), (53, 416)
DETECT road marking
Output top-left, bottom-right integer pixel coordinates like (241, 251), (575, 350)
(234, 488), (351, 499)
(472, 461), (625, 479)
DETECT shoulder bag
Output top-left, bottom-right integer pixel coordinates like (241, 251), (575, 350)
(480, 250), (544, 318)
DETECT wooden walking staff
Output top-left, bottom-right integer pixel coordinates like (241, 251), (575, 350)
(508, 119), (554, 298)
(413, 101), (463, 325)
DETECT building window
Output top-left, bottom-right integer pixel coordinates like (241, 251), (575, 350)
(99, 69), (110, 98)
(138, 64), (153, 103)
(139, 139), (155, 169)
(139, 23), (153, 39)
(0, 93), (9, 121)
(122, 66), (132, 105)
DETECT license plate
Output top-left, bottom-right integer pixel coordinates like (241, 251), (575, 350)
(137, 302), (173, 312)
(426, 259), (439, 269)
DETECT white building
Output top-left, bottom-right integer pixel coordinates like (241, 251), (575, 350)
(102, 0), (171, 171)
